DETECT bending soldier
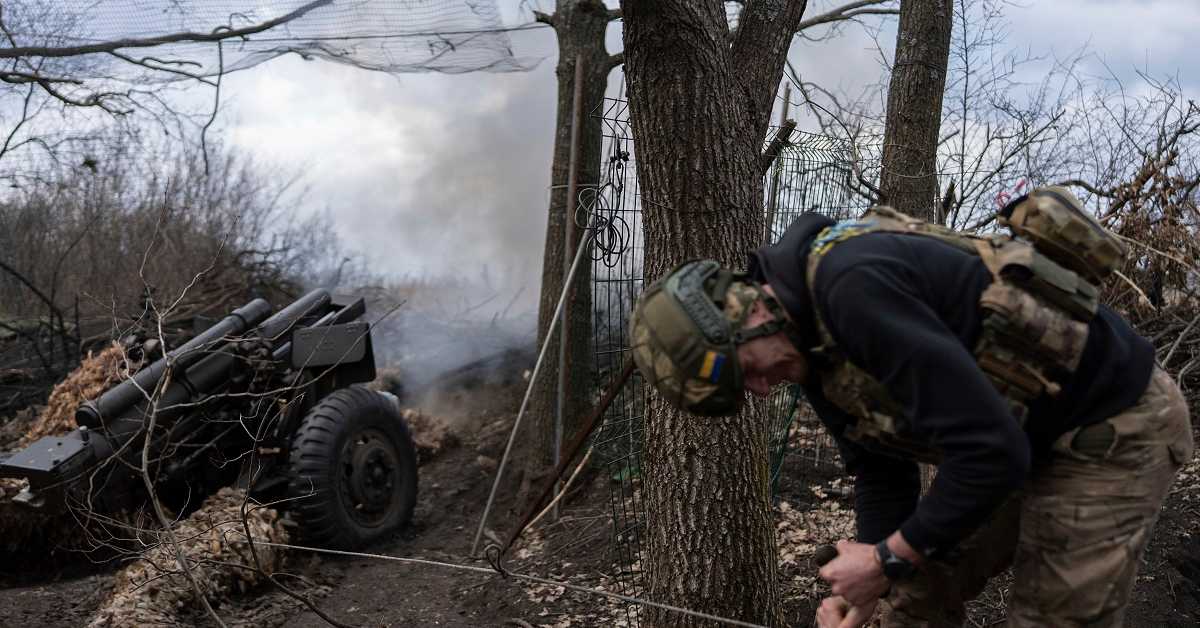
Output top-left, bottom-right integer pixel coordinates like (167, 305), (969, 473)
(629, 187), (1194, 627)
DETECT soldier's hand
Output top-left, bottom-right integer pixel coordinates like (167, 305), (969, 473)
(818, 539), (890, 606)
(815, 596), (877, 628)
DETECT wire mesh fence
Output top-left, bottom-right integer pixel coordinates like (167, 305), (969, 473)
(586, 98), (875, 624)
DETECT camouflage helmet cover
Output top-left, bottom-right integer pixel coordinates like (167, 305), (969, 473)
(630, 260), (765, 416)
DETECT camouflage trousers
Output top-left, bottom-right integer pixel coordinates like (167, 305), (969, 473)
(883, 366), (1195, 627)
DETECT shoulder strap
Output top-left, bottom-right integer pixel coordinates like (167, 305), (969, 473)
(804, 206), (985, 356)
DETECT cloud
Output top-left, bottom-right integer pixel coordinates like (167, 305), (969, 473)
(1008, 0), (1199, 81)
(214, 0), (1193, 322)
(222, 26), (560, 313)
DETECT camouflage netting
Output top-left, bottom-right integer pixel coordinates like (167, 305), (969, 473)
(4, 0), (537, 83)
(1, 342), (143, 555)
(401, 408), (457, 460)
(88, 488), (289, 628)
(19, 341), (142, 446)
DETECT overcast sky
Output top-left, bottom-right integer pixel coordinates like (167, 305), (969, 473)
(214, 0), (1198, 314)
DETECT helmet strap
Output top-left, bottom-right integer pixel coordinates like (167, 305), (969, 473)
(731, 288), (795, 345)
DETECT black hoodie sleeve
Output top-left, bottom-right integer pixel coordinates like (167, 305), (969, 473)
(812, 255), (1032, 555)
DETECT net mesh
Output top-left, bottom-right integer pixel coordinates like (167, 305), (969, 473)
(2, 0), (537, 80)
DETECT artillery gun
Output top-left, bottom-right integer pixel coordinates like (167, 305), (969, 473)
(0, 289), (418, 550)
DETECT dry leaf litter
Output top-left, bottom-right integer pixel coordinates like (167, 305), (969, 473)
(88, 487), (288, 627)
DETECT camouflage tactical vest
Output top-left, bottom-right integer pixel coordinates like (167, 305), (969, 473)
(805, 201), (1124, 463)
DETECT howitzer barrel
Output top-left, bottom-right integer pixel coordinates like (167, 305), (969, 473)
(85, 289), (334, 463)
(76, 298), (274, 428)
(258, 288), (332, 341)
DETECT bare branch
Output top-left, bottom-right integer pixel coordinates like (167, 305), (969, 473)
(0, 0), (333, 59)
(605, 51), (624, 72)
(795, 0), (899, 33)
(760, 118), (797, 172)
(106, 51), (217, 86)
(1055, 178), (1117, 198)
(0, 69), (80, 85)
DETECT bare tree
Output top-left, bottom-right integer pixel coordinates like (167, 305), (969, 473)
(877, 0), (953, 219)
(525, 0), (623, 483)
(0, 1), (331, 183)
(0, 132), (360, 420)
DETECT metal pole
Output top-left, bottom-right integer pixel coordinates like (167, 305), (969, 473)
(555, 54), (586, 522)
(471, 227), (597, 557)
(764, 83), (790, 246)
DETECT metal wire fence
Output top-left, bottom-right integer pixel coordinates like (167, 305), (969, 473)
(586, 98), (873, 624)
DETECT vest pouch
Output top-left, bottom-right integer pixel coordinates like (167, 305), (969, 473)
(999, 188), (1126, 284)
(820, 360), (943, 464)
(974, 239), (1099, 321)
(977, 282), (1090, 373)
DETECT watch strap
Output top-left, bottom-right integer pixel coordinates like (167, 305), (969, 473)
(875, 540), (918, 582)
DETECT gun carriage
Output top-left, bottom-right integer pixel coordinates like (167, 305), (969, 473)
(0, 289), (418, 549)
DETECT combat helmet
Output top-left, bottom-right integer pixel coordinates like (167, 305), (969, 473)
(629, 260), (793, 416)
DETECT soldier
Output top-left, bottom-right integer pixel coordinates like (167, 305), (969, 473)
(629, 188), (1194, 627)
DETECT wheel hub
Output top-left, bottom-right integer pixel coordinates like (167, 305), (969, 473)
(341, 429), (402, 526)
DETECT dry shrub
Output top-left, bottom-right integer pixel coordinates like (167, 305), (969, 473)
(88, 487), (288, 628)
(21, 342), (142, 446)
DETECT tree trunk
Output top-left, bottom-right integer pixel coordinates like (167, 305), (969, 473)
(527, 1), (617, 476)
(621, 1), (808, 625)
(879, 0), (953, 221)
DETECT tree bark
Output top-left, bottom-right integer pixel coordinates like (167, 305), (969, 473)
(879, 0), (953, 221)
(621, 1), (808, 625)
(527, 1), (615, 476)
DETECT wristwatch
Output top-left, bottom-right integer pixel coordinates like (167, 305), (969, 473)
(875, 540), (918, 581)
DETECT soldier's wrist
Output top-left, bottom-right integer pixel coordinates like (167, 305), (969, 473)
(876, 539), (918, 582)
(885, 531), (925, 566)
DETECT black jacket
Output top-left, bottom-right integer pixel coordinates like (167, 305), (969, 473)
(749, 213), (1155, 555)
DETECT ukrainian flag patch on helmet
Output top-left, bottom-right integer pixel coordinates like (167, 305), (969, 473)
(699, 350), (726, 383)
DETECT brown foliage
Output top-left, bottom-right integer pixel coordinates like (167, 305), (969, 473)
(19, 342), (141, 446)
(87, 488), (288, 628)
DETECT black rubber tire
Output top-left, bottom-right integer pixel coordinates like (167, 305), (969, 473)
(286, 386), (418, 550)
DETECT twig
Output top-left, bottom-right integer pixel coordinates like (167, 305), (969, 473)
(238, 498), (354, 628)
(1163, 313), (1200, 367)
(139, 368), (228, 628)
(201, 34), (227, 176)
(1113, 269), (1155, 310)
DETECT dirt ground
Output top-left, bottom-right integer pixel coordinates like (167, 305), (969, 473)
(1, 378), (1198, 627)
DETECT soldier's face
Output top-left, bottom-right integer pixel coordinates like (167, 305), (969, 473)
(736, 295), (809, 395)
(739, 335), (808, 396)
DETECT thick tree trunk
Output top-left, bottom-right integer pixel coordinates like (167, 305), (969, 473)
(527, 2), (617, 475)
(621, 1), (807, 625)
(879, 0), (953, 221)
